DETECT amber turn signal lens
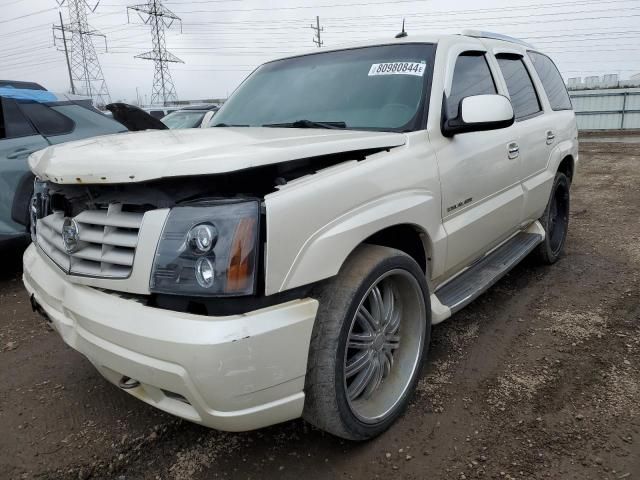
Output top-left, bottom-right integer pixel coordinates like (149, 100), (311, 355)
(226, 217), (258, 293)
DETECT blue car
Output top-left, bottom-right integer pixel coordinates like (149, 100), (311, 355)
(0, 83), (128, 248)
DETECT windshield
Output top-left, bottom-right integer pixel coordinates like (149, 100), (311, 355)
(162, 110), (207, 129)
(213, 43), (436, 131)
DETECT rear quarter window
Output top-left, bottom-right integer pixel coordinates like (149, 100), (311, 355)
(18, 101), (74, 136)
(528, 51), (572, 111)
(51, 104), (126, 135)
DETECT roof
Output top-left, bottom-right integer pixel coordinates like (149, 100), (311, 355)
(0, 87), (57, 103)
(0, 86), (92, 104)
(267, 31), (536, 63)
(461, 29), (534, 49)
(0, 80), (46, 91)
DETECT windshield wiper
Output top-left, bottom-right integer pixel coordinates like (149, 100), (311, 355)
(263, 119), (346, 129)
(213, 123), (249, 127)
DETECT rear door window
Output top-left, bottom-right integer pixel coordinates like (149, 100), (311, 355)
(18, 102), (74, 136)
(496, 55), (542, 120)
(448, 52), (497, 119)
(1, 98), (37, 139)
(528, 51), (572, 111)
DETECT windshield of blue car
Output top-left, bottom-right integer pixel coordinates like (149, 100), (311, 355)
(213, 43), (436, 132)
(162, 110), (207, 129)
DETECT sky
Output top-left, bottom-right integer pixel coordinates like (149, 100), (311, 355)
(2, 0), (640, 104)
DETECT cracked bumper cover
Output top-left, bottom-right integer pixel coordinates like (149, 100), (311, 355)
(22, 244), (318, 431)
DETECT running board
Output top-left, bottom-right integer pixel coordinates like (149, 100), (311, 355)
(435, 232), (543, 314)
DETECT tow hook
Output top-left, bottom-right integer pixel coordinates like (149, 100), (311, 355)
(119, 376), (141, 390)
(30, 294), (51, 323)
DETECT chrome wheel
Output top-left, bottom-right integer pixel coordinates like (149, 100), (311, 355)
(343, 269), (426, 424)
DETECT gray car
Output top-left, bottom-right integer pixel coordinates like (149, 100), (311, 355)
(161, 104), (219, 129)
(0, 85), (128, 248)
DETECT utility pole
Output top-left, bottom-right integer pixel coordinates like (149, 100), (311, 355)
(53, 1), (111, 106)
(310, 15), (323, 47)
(127, 0), (183, 106)
(54, 11), (75, 94)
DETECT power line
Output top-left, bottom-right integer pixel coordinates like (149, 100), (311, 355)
(0, 7), (57, 24)
(0, 44), (54, 60)
(0, 22), (55, 38)
(318, 8), (640, 32)
(145, 0), (436, 14)
(319, 0), (636, 22)
(0, 0), (32, 6)
(166, 0), (635, 17)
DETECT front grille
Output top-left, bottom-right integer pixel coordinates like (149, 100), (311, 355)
(36, 203), (144, 278)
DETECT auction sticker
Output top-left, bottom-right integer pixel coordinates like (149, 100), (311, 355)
(368, 62), (426, 76)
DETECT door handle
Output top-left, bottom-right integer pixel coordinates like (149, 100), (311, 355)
(7, 148), (34, 160)
(546, 131), (555, 145)
(508, 142), (519, 160)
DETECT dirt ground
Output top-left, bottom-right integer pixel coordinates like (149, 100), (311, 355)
(1, 137), (639, 480)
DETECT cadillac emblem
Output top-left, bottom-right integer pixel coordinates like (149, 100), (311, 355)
(62, 218), (80, 254)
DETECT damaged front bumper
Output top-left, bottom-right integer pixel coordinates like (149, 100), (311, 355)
(23, 244), (318, 431)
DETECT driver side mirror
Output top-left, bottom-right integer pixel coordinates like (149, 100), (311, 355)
(442, 94), (514, 137)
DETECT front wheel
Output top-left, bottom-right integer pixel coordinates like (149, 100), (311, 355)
(535, 172), (570, 264)
(303, 244), (430, 440)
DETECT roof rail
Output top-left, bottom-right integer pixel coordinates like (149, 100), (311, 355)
(461, 29), (535, 49)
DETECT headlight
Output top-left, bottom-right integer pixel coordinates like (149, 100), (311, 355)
(30, 198), (38, 243)
(187, 223), (218, 255)
(150, 199), (260, 296)
(30, 178), (50, 244)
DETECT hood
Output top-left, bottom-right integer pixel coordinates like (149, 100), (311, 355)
(29, 127), (406, 184)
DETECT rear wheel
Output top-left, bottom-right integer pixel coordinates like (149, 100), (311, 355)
(535, 172), (570, 264)
(303, 244), (430, 440)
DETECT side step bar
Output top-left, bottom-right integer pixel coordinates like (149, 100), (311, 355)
(435, 232), (543, 315)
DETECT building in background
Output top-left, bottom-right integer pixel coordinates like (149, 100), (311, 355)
(567, 73), (640, 130)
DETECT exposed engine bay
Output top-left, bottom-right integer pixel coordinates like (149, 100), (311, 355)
(41, 147), (387, 216)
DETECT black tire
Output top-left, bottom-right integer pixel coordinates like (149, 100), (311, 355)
(303, 244), (430, 441)
(535, 172), (570, 264)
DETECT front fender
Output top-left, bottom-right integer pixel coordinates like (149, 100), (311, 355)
(263, 134), (444, 295)
(278, 189), (440, 293)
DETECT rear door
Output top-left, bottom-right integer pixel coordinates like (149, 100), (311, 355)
(0, 97), (48, 237)
(494, 54), (551, 224)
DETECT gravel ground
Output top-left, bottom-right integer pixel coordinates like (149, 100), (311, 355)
(1, 137), (638, 480)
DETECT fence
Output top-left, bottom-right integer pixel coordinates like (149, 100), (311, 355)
(569, 88), (640, 130)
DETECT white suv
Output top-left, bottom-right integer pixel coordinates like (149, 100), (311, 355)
(24, 31), (577, 440)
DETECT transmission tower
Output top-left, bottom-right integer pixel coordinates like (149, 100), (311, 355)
(127, 0), (183, 106)
(54, 1), (111, 107)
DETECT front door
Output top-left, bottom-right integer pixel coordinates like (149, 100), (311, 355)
(433, 51), (523, 277)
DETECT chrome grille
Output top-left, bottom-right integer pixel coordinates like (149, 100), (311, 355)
(36, 203), (144, 278)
